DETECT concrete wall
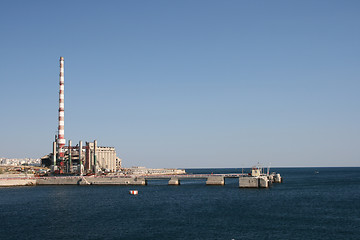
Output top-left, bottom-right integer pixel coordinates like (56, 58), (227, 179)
(1, 174), (278, 188)
(36, 176), (147, 186)
(168, 177), (180, 185)
(0, 174), (36, 187)
(0, 178), (36, 187)
(239, 176), (270, 188)
(36, 177), (79, 185)
(0, 174), (34, 178)
(206, 176), (225, 185)
(258, 176), (269, 188)
(88, 176), (147, 185)
(239, 177), (259, 188)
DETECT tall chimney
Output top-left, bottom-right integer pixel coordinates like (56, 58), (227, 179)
(57, 57), (66, 157)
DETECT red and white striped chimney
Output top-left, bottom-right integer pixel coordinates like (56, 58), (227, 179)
(57, 57), (66, 157)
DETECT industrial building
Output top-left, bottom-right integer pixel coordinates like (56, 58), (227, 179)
(41, 57), (121, 174)
(85, 141), (120, 173)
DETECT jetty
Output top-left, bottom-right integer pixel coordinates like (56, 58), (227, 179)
(0, 168), (282, 188)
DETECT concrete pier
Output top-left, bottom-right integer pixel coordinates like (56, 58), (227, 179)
(0, 174), (36, 187)
(239, 176), (271, 188)
(168, 177), (180, 185)
(206, 176), (225, 185)
(36, 176), (147, 186)
(259, 176), (269, 188)
(239, 177), (259, 188)
(89, 177), (147, 185)
(1, 172), (282, 188)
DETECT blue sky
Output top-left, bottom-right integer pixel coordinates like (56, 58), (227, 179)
(0, 0), (359, 168)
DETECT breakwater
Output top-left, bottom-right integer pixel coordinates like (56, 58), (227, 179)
(0, 172), (282, 188)
(0, 174), (36, 187)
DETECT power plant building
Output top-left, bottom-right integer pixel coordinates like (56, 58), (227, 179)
(41, 57), (122, 174)
(85, 141), (121, 172)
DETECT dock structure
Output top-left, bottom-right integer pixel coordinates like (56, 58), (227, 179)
(145, 174), (233, 186)
(1, 165), (282, 188)
(0, 173), (282, 188)
(144, 172), (281, 187)
(206, 176), (225, 185)
(30, 172), (281, 188)
(0, 174), (36, 187)
(239, 176), (269, 188)
(168, 177), (180, 185)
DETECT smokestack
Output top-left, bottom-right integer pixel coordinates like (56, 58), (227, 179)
(79, 141), (83, 175)
(57, 57), (66, 157)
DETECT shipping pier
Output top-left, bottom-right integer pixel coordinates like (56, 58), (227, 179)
(35, 165), (282, 188)
(1, 170), (282, 188)
(144, 172), (282, 187)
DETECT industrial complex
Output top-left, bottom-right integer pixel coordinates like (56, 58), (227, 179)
(0, 57), (282, 188)
(40, 57), (121, 175)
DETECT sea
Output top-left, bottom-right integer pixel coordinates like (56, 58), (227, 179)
(0, 167), (359, 240)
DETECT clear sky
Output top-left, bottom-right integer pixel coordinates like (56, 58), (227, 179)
(0, 0), (359, 168)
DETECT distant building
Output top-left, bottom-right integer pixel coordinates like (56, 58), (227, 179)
(0, 158), (41, 166)
(41, 141), (121, 174)
(85, 142), (121, 173)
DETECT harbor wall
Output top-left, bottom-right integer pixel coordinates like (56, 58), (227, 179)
(1, 173), (281, 188)
(36, 177), (79, 185)
(0, 174), (36, 187)
(36, 176), (147, 185)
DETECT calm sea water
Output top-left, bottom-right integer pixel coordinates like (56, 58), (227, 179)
(0, 167), (359, 240)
